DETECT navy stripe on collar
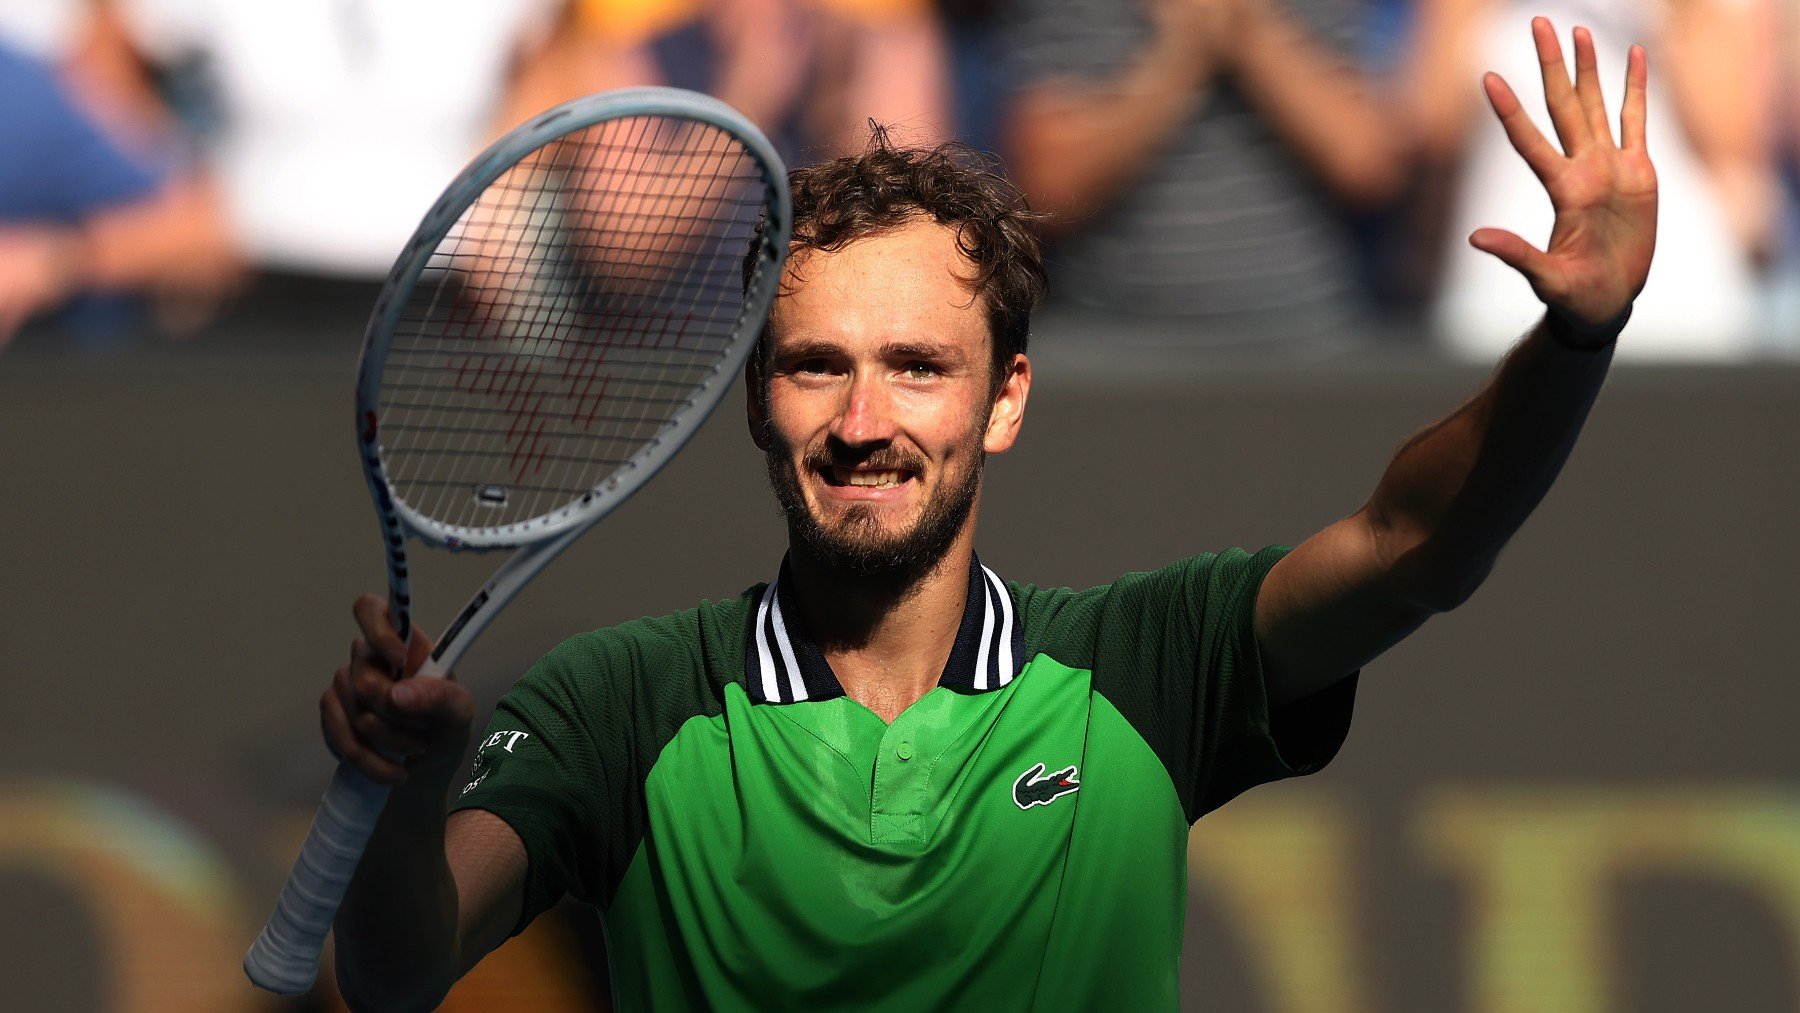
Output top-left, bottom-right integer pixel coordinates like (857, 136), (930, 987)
(744, 554), (1027, 704)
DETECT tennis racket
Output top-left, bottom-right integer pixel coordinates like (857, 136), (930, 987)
(244, 86), (790, 995)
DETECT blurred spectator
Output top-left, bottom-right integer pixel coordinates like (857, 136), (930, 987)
(0, 38), (235, 347)
(571, 0), (953, 164)
(95, 0), (581, 283)
(1765, 0), (1800, 353)
(935, 0), (1009, 151)
(1407, 0), (1781, 360)
(0, 2), (173, 147)
(0, 1), (641, 348)
(998, 0), (1405, 347)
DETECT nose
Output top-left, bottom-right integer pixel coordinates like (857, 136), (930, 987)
(828, 369), (898, 449)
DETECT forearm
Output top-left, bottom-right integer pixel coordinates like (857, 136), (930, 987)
(1368, 317), (1614, 610)
(837, 15), (952, 151)
(1663, 0), (1781, 257)
(1229, 4), (1404, 206)
(1005, 36), (1213, 229)
(334, 775), (464, 1012)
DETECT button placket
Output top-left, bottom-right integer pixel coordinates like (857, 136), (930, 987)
(870, 724), (930, 844)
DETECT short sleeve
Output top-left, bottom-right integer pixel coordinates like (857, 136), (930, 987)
(447, 608), (728, 931)
(0, 46), (160, 220)
(1020, 546), (1357, 824)
(450, 642), (619, 934)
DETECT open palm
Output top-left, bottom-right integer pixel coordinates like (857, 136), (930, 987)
(1471, 18), (1657, 329)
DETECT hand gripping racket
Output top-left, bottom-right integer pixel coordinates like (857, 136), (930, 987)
(244, 87), (790, 994)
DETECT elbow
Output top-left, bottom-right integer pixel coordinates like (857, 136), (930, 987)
(1000, 115), (1098, 236)
(1004, 151), (1083, 235)
(1369, 509), (1495, 614)
(1388, 552), (1496, 614)
(1328, 145), (1409, 210)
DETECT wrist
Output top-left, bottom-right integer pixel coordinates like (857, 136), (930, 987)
(1545, 304), (1631, 352)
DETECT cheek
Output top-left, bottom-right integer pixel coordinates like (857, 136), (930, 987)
(766, 391), (825, 450)
(894, 387), (989, 445)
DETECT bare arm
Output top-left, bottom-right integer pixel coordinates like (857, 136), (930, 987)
(1661, 0), (1782, 259)
(1257, 21), (1657, 705)
(831, 10), (954, 151)
(324, 596), (527, 1011)
(1398, 0), (1495, 162)
(1225, 2), (1406, 207)
(1002, 0), (1227, 230)
(336, 804), (527, 1010)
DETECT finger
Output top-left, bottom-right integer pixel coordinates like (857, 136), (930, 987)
(1483, 73), (1562, 183)
(1620, 44), (1648, 151)
(352, 709), (431, 758)
(320, 685), (408, 785)
(1469, 227), (1554, 283)
(350, 654), (414, 727)
(390, 676), (476, 735)
(352, 594), (408, 671)
(1572, 26), (1613, 145)
(1531, 16), (1591, 154)
(338, 662), (403, 734)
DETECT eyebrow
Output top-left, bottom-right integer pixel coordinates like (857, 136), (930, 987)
(773, 338), (969, 363)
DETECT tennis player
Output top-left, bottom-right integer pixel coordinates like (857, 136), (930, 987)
(320, 18), (1655, 1010)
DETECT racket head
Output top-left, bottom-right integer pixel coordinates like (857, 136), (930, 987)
(355, 87), (791, 553)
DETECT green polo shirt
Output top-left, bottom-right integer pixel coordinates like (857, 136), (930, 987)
(451, 545), (1357, 1010)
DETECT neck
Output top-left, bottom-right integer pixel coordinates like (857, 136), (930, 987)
(784, 527), (976, 722)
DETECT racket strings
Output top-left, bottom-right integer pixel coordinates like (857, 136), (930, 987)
(379, 113), (770, 532)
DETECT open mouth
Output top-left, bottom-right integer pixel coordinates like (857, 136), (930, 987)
(820, 465), (916, 489)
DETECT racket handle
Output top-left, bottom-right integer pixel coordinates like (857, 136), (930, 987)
(244, 763), (392, 994)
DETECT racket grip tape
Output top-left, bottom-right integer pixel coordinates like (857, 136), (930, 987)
(244, 763), (393, 994)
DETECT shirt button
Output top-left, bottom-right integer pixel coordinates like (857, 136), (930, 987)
(896, 741), (913, 761)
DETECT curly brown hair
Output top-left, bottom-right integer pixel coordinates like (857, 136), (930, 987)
(749, 126), (1047, 391)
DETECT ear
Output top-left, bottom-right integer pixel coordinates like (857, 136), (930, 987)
(745, 344), (772, 452)
(983, 353), (1031, 455)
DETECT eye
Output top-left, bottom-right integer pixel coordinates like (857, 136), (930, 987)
(792, 358), (833, 376)
(903, 362), (940, 380)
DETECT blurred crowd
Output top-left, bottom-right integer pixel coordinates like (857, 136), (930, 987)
(3, 0), (1799, 360)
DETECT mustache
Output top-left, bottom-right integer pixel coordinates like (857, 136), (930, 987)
(803, 443), (926, 474)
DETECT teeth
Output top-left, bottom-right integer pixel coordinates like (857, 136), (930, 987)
(836, 468), (907, 488)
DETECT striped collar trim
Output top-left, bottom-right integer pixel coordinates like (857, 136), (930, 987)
(745, 554), (1027, 704)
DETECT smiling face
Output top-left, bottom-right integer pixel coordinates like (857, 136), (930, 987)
(751, 218), (1030, 580)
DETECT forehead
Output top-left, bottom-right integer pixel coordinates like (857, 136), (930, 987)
(768, 219), (988, 355)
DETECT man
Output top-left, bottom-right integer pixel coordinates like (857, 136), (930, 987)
(321, 19), (1655, 1010)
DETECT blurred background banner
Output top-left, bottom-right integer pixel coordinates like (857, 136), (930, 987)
(3, 0), (1799, 1010)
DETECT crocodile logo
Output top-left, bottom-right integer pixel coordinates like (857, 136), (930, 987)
(1012, 762), (1081, 810)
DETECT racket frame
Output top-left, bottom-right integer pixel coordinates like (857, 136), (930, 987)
(356, 86), (789, 652)
(245, 86), (790, 996)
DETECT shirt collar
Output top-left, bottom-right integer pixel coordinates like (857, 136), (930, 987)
(745, 554), (1026, 704)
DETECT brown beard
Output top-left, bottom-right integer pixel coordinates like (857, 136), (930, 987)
(763, 427), (983, 584)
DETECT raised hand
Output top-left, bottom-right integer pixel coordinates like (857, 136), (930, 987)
(1471, 18), (1657, 330)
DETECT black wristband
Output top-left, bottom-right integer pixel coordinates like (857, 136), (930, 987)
(1546, 304), (1631, 352)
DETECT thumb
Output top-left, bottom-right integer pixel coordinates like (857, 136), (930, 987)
(390, 676), (474, 727)
(1469, 228), (1550, 283)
